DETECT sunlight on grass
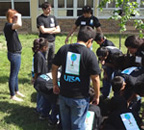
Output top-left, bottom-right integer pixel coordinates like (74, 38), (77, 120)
(0, 34), (143, 130)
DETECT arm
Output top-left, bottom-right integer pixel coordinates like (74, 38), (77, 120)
(50, 25), (61, 34)
(65, 24), (77, 44)
(96, 27), (102, 33)
(52, 64), (60, 94)
(12, 13), (22, 30)
(90, 75), (100, 105)
(39, 26), (56, 34)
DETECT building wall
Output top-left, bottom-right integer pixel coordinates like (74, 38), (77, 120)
(0, 18), (142, 34)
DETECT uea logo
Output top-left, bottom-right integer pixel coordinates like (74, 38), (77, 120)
(64, 75), (80, 82)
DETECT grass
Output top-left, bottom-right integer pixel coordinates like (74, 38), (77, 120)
(0, 34), (143, 130)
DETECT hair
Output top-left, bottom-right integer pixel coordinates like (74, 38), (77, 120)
(125, 35), (144, 48)
(95, 33), (104, 41)
(82, 5), (92, 14)
(96, 47), (108, 57)
(111, 76), (124, 93)
(77, 26), (95, 42)
(89, 87), (95, 103)
(134, 82), (144, 97)
(6, 9), (18, 23)
(41, 2), (51, 9)
(32, 37), (48, 53)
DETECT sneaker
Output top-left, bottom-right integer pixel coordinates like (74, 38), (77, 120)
(16, 91), (25, 97)
(11, 96), (23, 102)
(39, 115), (48, 120)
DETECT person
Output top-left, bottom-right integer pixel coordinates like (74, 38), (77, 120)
(31, 37), (48, 115)
(65, 5), (102, 44)
(3, 9), (24, 102)
(37, 2), (61, 72)
(95, 33), (115, 47)
(86, 87), (102, 130)
(125, 35), (144, 67)
(52, 26), (101, 130)
(96, 46), (123, 98)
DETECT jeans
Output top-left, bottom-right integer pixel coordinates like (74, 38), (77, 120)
(59, 95), (89, 130)
(101, 66), (114, 98)
(8, 52), (21, 96)
(45, 42), (55, 72)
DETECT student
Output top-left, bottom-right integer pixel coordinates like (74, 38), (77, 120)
(65, 5), (102, 44)
(87, 87), (102, 130)
(96, 46), (122, 98)
(3, 9), (24, 102)
(37, 2), (61, 72)
(52, 26), (101, 130)
(32, 37), (48, 114)
(125, 35), (144, 67)
(95, 33), (115, 47)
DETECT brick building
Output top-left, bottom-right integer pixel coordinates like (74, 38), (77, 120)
(0, 0), (144, 34)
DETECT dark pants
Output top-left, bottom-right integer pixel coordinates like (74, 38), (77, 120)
(8, 52), (21, 96)
(45, 42), (55, 72)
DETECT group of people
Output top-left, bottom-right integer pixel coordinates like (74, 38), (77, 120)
(3, 1), (144, 130)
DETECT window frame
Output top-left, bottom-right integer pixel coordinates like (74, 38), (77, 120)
(0, 0), (31, 18)
(38, 0), (94, 19)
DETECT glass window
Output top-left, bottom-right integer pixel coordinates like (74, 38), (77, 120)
(67, 0), (73, 8)
(14, 2), (30, 16)
(87, 0), (93, 7)
(58, 0), (64, 8)
(0, 2), (11, 16)
(78, 0), (84, 8)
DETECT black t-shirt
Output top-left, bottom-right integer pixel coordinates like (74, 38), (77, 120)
(53, 43), (101, 98)
(34, 51), (47, 75)
(37, 14), (58, 42)
(75, 15), (101, 29)
(3, 22), (22, 53)
(100, 39), (115, 47)
(105, 46), (122, 64)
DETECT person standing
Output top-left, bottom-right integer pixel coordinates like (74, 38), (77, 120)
(37, 2), (61, 72)
(65, 5), (102, 44)
(3, 9), (25, 102)
(52, 26), (101, 130)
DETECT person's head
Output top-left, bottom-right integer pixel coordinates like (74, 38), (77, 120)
(125, 35), (144, 54)
(82, 5), (92, 18)
(6, 9), (18, 23)
(41, 2), (51, 15)
(77, 26), (95, 48)
(111, 76), (126, 93)
(32, 37), (48, 53)
(89, 87), (95, 103)
(96, 47), (109, 60)
(95, 33), (105, 45)
(134, 82), (144, 97)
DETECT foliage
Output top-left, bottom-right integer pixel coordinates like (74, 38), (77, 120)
(98, 0), (144, 37)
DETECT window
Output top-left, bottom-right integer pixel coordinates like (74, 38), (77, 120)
(0, 0), (30, 17)
(38, 0), (94, 18)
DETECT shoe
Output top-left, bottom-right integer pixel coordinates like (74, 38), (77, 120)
(11, 96), (23, 102)
(16, 91), (25, 98)
(39, 115), (48, 120)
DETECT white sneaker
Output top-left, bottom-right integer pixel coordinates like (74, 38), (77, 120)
(16, 91), (25, 98)
(11, 96), (23, 102)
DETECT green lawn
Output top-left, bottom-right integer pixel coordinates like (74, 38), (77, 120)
(0, 34), (143, 130)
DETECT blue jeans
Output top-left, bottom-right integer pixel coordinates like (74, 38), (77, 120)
(101, 66), (114, 98)
(8, 52), (21, 96)
(59, 95), (89, 130)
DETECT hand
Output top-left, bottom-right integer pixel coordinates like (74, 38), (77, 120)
(92, 97), (99, 105)
(31, 78), (35, 84)
(53, 85), (60, 94)
(65, 37), (69, 44)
